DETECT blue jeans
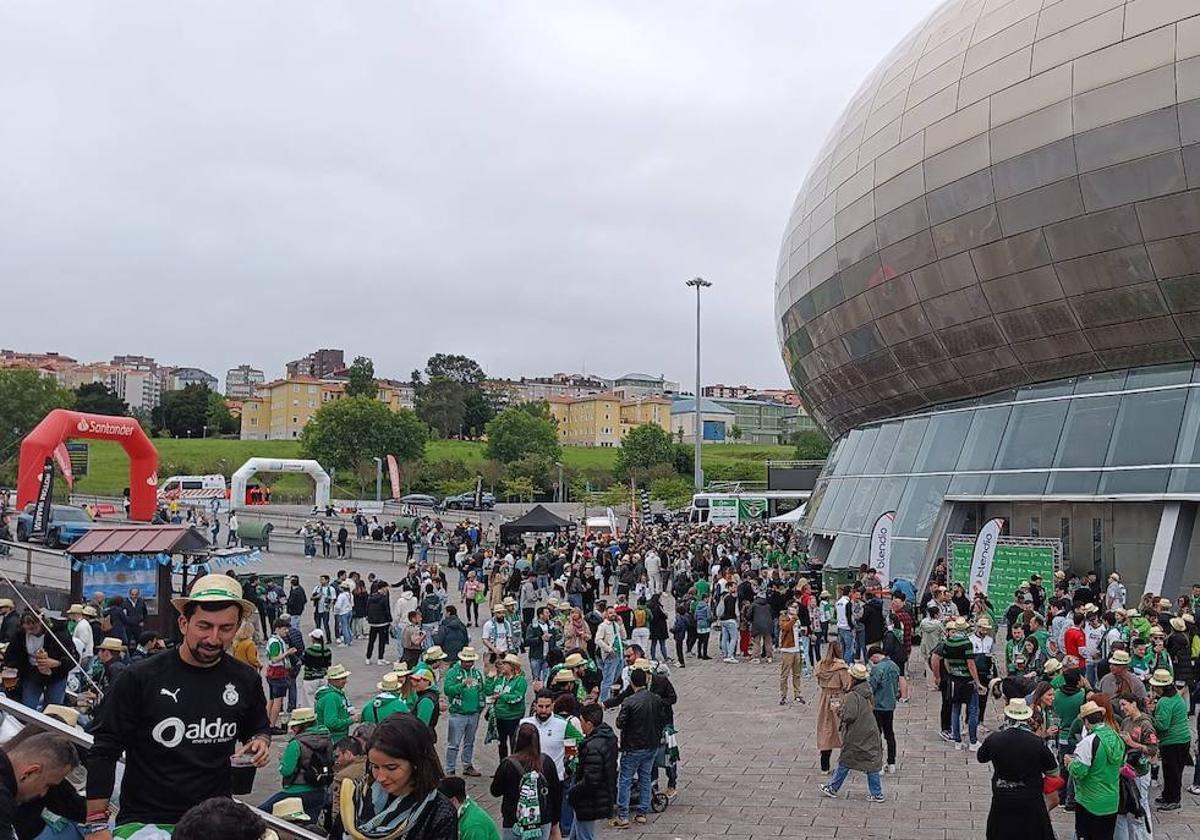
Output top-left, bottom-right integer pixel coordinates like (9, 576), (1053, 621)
(838, 628), (855, 663)
(530, 657), (546, 684)
(421, 623), (439, 651)
(650, 638), (669, 663)
(21, 675), (66, 711)
(600, 656), (621, 702)
(289, 614), (301, 632)
(828, 763), (882, 797)
(570, 820), (597, 840)
(560, 782), (575, 836)
(445, 712), (481, 771)
(720, 620), (738, 659)
(951, 686), (979, 744)
(617, 747), (656, 818)
(337, 613), (353, 646)
(260, 788), (326, 822)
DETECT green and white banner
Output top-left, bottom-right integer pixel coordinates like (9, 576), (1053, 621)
(738, 498), (768, 521)
(709, 498), (739, 525)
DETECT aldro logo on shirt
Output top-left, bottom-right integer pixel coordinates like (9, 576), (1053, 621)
(152, 717), (239, 748)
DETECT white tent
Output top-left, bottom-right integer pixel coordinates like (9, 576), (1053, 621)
(230, 457), (330, 509)
(769, 503), (806, 524)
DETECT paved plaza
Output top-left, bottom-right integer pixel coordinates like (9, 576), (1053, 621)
(236, 545), (1194, 839)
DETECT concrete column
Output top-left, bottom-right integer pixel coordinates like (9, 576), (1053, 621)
(1144, 501), (1197, 598)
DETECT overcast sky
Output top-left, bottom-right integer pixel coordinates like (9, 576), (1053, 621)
(0, 1), (940, 390)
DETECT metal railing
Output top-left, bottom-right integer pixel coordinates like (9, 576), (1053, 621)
(0, 540), (70, 590)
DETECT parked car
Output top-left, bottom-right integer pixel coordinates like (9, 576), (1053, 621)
(398, 493), (440, 508)
(441, 492), (496, 511)
(16, 504), (95, 548)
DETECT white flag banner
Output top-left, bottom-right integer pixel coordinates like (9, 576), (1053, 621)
(968, 517), (1005, 596)
(870, 511), (896, 584)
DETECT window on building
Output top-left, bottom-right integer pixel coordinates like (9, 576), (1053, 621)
(293, 399), (299, 406)
(292, 384), (299, 392)
(308, 385), (317, 394)
(307, 400), (315, 408)
(1029, 516), (1040, 538)
(292, 416), (298, 424)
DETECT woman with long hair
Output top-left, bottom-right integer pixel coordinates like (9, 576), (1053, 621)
(231, 621), (260, 671)
(339, 714), (456, 840)
(463, 572), (483, 628)
(489, 722), (561, 840)
(563, 608), (591, 652)
(815, 640), (851, 773)
(485, 655), (529, 760)
(1116, 692), (1157, 838)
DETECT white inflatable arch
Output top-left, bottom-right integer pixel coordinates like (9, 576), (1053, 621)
(231, 457), (331, 510)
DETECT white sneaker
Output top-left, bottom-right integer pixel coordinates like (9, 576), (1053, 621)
(954, 741), (965, 750)
(751, 658), (760, 664)
(364, 656), (371, 664)
(968, 741), (980, 752)
(376, 659), (387, 665)
(885, 764), (896, 774)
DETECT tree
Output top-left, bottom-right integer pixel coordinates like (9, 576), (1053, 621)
(504, 476), (535, 503)
(792, 429), (832, 460)
(0, 370), (74, 479)
(484, 406), (561, 464)
(672, 444), (694, 477)
(206, 392), (239, 435)
(413, 354), (490, 438)
(414, 377), (466, 438)
(729, 424), (744, 442)
(158, 384), (213, 438)
(345, 356), (378, 399)
(73, 383), (127, 416)
(426, 354), (485, 385)
(300, 397), (428, 495)
(614, 423), (676, 482)
(462, 388), (495, 438)
(506, 454), (553, 496)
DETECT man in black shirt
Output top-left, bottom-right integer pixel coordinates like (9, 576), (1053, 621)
(977, 698), (1058, 839)
(84, 574), (271, 835)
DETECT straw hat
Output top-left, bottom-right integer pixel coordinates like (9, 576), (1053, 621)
(1150, 626), (1166, 638)
(340, 580), (353, 591)
(458, 646), (479, 662)
(1004, 698), (1033, 720)
(848, 663), (869, 681)
(326, 664), (351, 681)
(1043, 658), (1062, 675)
(389, 663), (412, 679)
(949, 618), (969, 632)
(491, 604), (507, 615)
(271, 798), (309, 822)
(975, 617), (992, 630)
(377, 673), (405, 692)
(1185, 613), (1196, 625)
(1149, 668), (1175, 687)
(1109, 573), (1120, 582)
(551, 669), (577, 684)
(1108, 649), (1132, 666)
(502, 653), (523, 669)
(1159, 598), (1173, 609)
(632, 658), (653, 672)
(1171, 617), (1186, 632)
(1078, 700), (1104, 718)
(423, 646), (447, 662)
(1081, 603), (1099, 615)
(819, 590), (831, 598)
(65, 604), (84, 617)
(502, 596), (517, 607)
(97, 637), (127, 653)
(564, 653), (587, 668)
(1127, 609), (1141, 618)
(0, 599), (14, 610)
(170, 573), (255, 619)
(288, 707), (317, 727)
(82, 606), (98, 618)
(43, 704), (80, 728)
(1054, 570), (1065, 580)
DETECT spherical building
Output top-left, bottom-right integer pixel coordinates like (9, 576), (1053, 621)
(777, 0), (1200, 595)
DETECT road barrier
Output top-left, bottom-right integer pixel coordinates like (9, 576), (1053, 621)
(0, 540), (70, 590)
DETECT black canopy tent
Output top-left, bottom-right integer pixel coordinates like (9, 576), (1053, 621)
(498, 504), (573, 543)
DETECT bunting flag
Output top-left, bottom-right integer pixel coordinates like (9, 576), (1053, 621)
(52, 443), (74, 489)
(386, 455), (401, 500)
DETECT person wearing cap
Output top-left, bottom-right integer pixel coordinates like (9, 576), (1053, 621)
(1104, 573), (1126, 612)
(975, 697), (1058, 839)
(258, 707), (330, 822)
(88, 636), (129, 697)
(315, 663), (354, 744)
(84, 573), (271, 832)
(818, 662), (884, 802)
(1150, 667), (1191, 810)
(484, 654), (528, 760)
(65, 603), (94, 668)
(1063, 699), (1124, 832)
(444, 648), (485, 777)
(409, 664), (441, 738)
(940, 617), (984, 751)
(361, 668), (412, 724)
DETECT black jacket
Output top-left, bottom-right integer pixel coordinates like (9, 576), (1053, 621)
(4, 623), (76, 683)
(0, 749), (85, 840)
(603, 672), (677, 726)
(286, 586), (308, 617)
(366, 592), (392, 625)
(648, 597), (669, 641)
(570, 723), (618, 821)
(615, 687), (665, 752)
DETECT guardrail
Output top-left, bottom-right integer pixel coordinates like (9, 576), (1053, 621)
(268, 531), (452, 565)
(0, 540), (70, 590)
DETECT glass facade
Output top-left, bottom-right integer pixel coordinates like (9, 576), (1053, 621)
(804, 363), (1200, 580)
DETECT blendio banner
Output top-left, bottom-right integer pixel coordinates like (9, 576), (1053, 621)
(870, 511), (896, 584)
(969, 517), (1005, 596)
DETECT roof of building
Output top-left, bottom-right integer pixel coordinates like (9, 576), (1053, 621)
(670, 398), (735, 415)
(616, 373), (665, 383)
(67, 525), (211, 556)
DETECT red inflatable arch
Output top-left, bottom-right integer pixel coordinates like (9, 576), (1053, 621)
(17, 409), (159, 522)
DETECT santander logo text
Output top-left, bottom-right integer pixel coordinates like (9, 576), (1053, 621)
(76, 418), (136, 438)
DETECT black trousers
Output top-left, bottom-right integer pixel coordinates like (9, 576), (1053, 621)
(367, 626), (389, 660)
(1073, 805), (1116, 840)
(1161, 741), (1189, 804)
(820, 749), (832, 772)
(939, 681), (952, 732)
(696, 632), (710, 659)
(465, 599), (480, 625)
(675, 637), (686, 667)
(874, 710), (896, 765)
(497, 716), (520, 759)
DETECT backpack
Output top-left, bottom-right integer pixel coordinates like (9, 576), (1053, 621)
(289, 732), (335, 787)
(512, 761), (547, 840)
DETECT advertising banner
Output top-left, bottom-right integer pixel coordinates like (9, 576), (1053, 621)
(30, 458), (54, 541)
(951, 541), (1055, 599)
(709, 498), (739, 525)
(52, 443), (74, 488)
(870, 510), (896, 584)
(967, 517), (1005, 596)
(386, 455), (401, 500)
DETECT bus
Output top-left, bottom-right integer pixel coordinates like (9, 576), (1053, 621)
(687, 490), (810, 524)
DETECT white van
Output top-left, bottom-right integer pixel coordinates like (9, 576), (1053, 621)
(157, 475), (229, 502)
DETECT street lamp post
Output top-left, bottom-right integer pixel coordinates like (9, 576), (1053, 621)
(372, 457), (383, 503)
(555, 462), (565, 503)
(685, 277), (712, 492)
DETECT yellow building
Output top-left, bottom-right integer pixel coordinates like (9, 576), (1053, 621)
(548, 393), (672, 448)
(241, 376), (418, 440)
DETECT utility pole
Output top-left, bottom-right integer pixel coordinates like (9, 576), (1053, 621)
(372, 457), (382, 504)
(686, 277), (712, 492)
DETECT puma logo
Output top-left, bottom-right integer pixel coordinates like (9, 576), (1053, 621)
(160, 688), (182, 702)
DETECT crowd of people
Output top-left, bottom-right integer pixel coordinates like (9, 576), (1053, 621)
(5, 505), (1200, 840)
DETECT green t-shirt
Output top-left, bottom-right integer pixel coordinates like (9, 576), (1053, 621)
(1154, 692), (1191, 746)
(942, 635), (973, 679)
(1051, 688), (1086, 745)
(361, 692), (411, 724)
